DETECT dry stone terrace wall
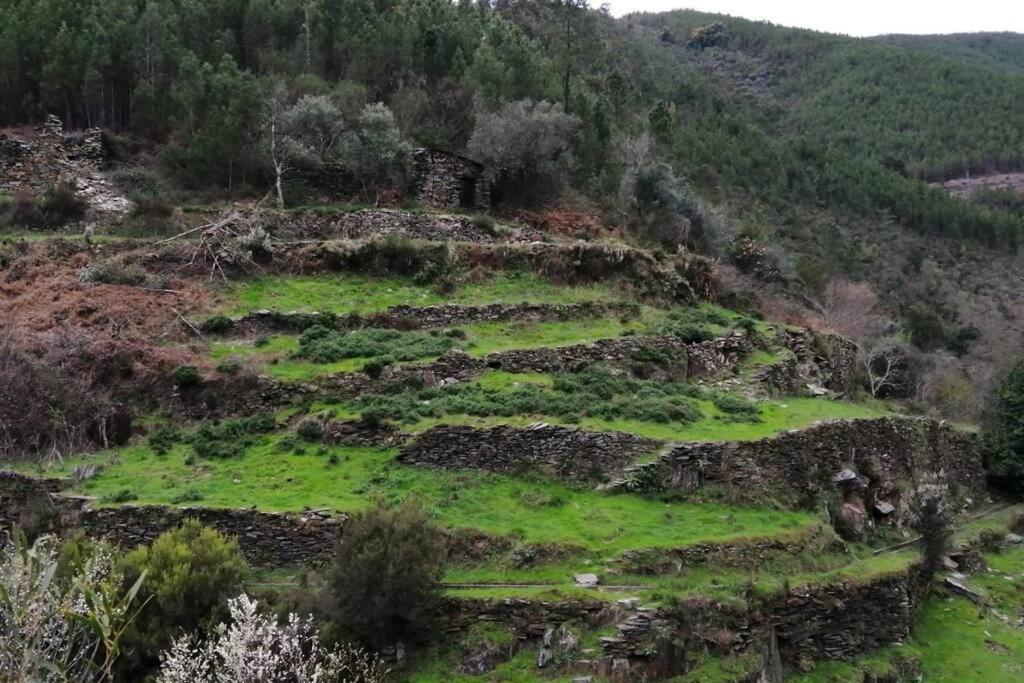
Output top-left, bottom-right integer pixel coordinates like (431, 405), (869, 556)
(208, 301), (639, 336)
(173, 333), (750, 419)
(444, 568), (923, 680)
(399, 424), (665, 485)
(260, 208), (512, 242)
(304, 239), (717, 303)
(633, 417), (983, 516)
(484, 331), (748, 377)
(0, 471), (341, 566)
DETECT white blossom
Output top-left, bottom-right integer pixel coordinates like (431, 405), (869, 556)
(157, 594), (388, 683)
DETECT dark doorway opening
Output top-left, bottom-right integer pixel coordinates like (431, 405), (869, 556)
(459, 176), (477, 208)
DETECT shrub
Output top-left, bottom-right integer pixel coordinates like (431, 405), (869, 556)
(362, 357), (393, 379)
(170, 489), (204, 504)
(156, 594), (388, 683)
(325, 502), (445, 648)
(215, 359), (240, 375)
(712, 394), (761, 422)
(666, 323), (714, 343)
(200, 315), (235, 334)
(1, 532), (141, 682)
(296, 325), (453, 364)
(173, 365), (202, 389)
(470, 213), (498, 236)
(190, 414), (275, 459)
(106, 488), (138, 503)
(78, 258), (149, 286)
(149, 426), (183, 455)
(296, 418), (325, 442)
(42, 183), (88, 225)
(0, 338), (113, 458)
(118, 520), (247, 676)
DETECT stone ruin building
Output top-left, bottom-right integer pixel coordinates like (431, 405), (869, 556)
(0, 114), (129, 215)
(411, 148), (491, 211)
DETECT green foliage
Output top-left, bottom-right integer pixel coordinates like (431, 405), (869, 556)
(712, 394), (761, 423)
(118, 520), (247, 676)
(467, 99), (581, 198)
(148, 426), (183, 455)
(0, 531), (143, 682)
(354, 366), (703, 426)
(295, 325), (454, 364)
(173, 365), (201, 389)
(326, 502), (445, 648)
(190, 414), (276, 459)
(983, 356), (1024, 488)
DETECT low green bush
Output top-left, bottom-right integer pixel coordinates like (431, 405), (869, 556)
(190, 414), (275, 459)
(148, 426), (183, 455)
(173, 365), (202, 388)
(295, 325), (454, 364)
(354, 366), (704, 425)
(712, 394), (761, 422)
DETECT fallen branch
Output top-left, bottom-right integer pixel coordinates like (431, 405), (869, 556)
(173, 307), (202, 337)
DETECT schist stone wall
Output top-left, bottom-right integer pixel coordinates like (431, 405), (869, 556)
(207, 301), (639, 336)
(412, 148), (491, 210)
(0, 472), (341, 566)
(0, 114), (128, 214)
(262, 208), (506, 242)
(617, 416), (983, 524)
(399, 424), (664, 485)
(446, 567), (924, 681)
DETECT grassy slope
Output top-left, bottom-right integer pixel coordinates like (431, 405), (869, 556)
(319, 368), (893, 443)
(42, 438), (816, 553)
(220, 272), (625, 316)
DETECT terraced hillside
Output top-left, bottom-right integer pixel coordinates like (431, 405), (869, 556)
(0, 207), (1018, 682)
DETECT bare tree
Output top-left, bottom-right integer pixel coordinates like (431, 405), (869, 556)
(862, 337), (911, 398)
(812, 279), (887, 342)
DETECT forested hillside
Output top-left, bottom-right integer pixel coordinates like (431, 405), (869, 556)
(1, 1), (1023, 411)
(876, 32), (1024, 74)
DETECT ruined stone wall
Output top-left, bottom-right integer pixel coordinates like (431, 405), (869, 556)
(412, 149), (490, 210)
(0, 115), (128, 214)
(780, 329), (859, 394)
(399, 424), (664, 485)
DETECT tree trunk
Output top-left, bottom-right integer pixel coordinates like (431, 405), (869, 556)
(275, 162), (285, 208)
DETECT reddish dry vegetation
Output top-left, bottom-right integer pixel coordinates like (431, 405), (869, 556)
(0, 241), (220, 456)
(1, 242), (209, 337)
(511, 206), (613, 239)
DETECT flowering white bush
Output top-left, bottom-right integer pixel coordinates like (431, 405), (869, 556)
(0, 532), (137, 682)
(157, 594), (388, 683)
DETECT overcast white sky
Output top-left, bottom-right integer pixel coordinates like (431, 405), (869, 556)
(605, 1), (1024, 37)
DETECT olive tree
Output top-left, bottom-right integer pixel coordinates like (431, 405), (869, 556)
(263, 83), (345, 207)
(467, 99), (581, 200)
